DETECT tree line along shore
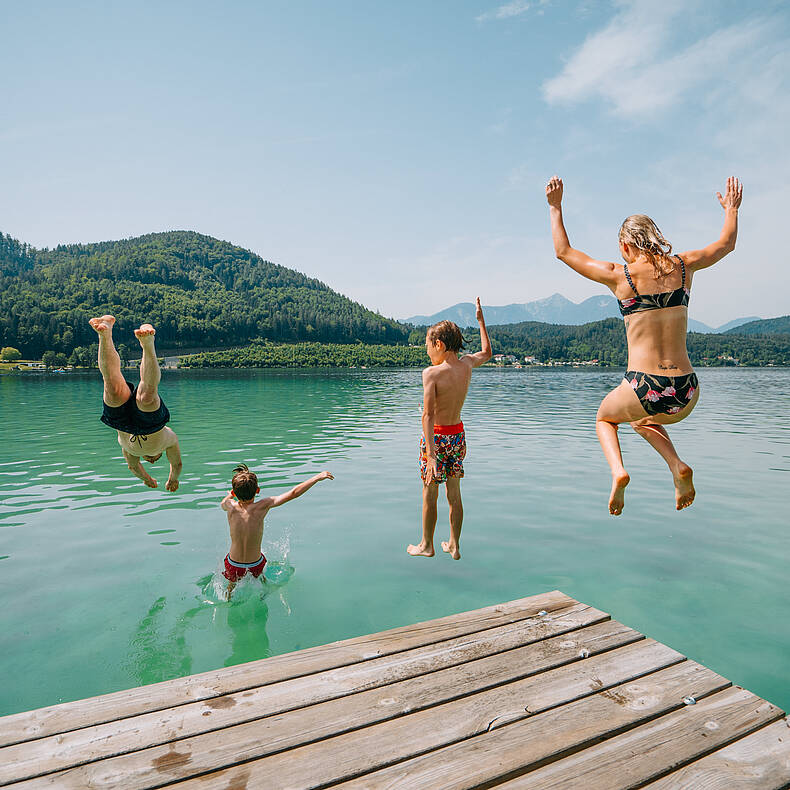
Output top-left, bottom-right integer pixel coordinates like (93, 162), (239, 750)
(4, 321), (789, 371)
(2, 229), (789, 370)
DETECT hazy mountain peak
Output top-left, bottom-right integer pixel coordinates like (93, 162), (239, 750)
(403, 295), (757, 333)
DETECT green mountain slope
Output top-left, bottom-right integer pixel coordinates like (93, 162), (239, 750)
(465, 318), (790, 367)
(723, 315), (790, 335)
(0, 231), (409, 357)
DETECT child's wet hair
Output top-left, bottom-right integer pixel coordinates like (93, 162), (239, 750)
(427, 320), (465, 353)
(231, 463), (258, 501)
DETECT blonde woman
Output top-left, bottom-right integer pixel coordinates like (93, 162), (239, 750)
(546, 176), (743, 515)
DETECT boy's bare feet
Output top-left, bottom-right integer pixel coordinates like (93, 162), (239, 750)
(134, 323), (156, 345)
(441, 541), (460, 560)
(89, 314), (116, 333)
(407, 542), (434, 557)
(673, 463), (695, 510)
(609, 471), (630, 516)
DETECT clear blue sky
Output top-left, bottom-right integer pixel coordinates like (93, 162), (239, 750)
(2, 0), (787, 325)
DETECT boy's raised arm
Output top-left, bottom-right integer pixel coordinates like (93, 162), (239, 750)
(269, 471), (334, 508)
(464, 297), (492, 367)
(220, 491), (235, 511)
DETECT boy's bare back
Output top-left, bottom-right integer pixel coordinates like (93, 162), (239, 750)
(422, 358), (473, 425)
(220, 468), (334, 564)
(223, 498), (272, 564)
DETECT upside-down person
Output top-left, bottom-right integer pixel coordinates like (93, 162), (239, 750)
(89, 316), (181, 491)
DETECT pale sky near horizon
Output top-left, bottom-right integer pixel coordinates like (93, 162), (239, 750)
(2, 0), (788, 325)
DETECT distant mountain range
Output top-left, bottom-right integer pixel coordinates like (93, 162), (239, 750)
(403, 294), (760, 334)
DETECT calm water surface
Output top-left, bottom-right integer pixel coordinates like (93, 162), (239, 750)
(0, 368), (788, 715)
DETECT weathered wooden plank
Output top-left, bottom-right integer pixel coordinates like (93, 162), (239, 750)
(335, 660), (731, 790)
(86, 639), (684, 790)
(642, 718), (790, 790)
(13, 619), (643, 789)
(0, 602), (609, 784)
(0, 590), (574, 747)
(496, 687), (784, 790)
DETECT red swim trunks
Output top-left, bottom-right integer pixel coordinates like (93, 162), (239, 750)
(419, 422), (466, 483)
(223, 553), (267, 582)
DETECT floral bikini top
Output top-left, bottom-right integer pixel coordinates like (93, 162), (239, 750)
(618, 254), (689, 317)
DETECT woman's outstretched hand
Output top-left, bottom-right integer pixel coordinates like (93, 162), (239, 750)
(717, 176), (743, 211)
(546, 175), (563, 208)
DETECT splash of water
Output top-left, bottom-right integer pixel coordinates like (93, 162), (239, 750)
(200, 526), (295, 604)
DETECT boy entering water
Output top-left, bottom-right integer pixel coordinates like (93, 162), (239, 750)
(407, 298), (491, 560)
(220, 464), (333, 599)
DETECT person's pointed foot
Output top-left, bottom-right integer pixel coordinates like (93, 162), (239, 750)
(673, 463), (695, 510)
(609, 471), (630, 516)
(89, 314), (116, 333)
(407, 542), (434, 557)
(134, 323), (156, 346)
(441, 541), (460, 560)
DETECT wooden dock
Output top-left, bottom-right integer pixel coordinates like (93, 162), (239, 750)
(1, 590), (788, 789)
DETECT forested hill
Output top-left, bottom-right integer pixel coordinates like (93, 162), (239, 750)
(723, 315), (790, 335)
(467, 318), (790, 367)
(0, 230), (409, 358)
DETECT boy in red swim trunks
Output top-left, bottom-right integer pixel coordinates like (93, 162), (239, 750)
(407, 297), (491, 561)
(220, 464), (334, 599)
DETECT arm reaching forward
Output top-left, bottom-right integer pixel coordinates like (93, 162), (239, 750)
(165, 441), (182, 492)
(123, 450), (158, 489)
(546, 176), (617, 286)
(463, 297), (492, 367)
(681, 176), (743, 272)
(268, 471), (334, 508)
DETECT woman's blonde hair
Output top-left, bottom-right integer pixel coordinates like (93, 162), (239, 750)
(619, 215), (674, 275)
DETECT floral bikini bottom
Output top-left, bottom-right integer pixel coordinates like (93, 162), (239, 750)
(624, 370), (699, 416)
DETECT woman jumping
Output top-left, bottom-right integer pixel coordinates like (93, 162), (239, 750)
(546, 176), (743, 515)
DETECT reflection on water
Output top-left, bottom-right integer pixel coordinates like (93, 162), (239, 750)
(0, 367), (788, 716)
(126, 545), (296, 685)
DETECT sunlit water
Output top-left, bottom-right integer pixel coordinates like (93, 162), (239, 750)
(0, 368), (788, 716)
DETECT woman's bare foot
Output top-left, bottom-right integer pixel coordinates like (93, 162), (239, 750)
(407, 542), (434, 557)
(88, 314), (116, 333)
(673, 463), (695, 510)
(441, 541), (460, 560)
(609, 471), (630, 516)
(134, 323), (156, 345)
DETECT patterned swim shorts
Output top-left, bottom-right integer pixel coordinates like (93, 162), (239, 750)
(419, 423), (466, 483)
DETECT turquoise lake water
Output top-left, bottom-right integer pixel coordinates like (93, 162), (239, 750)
(0, 367), (787, 716)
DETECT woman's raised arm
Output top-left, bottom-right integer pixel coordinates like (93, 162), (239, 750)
(681, 176), (743, 272)
(546, 176), (617, 286)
